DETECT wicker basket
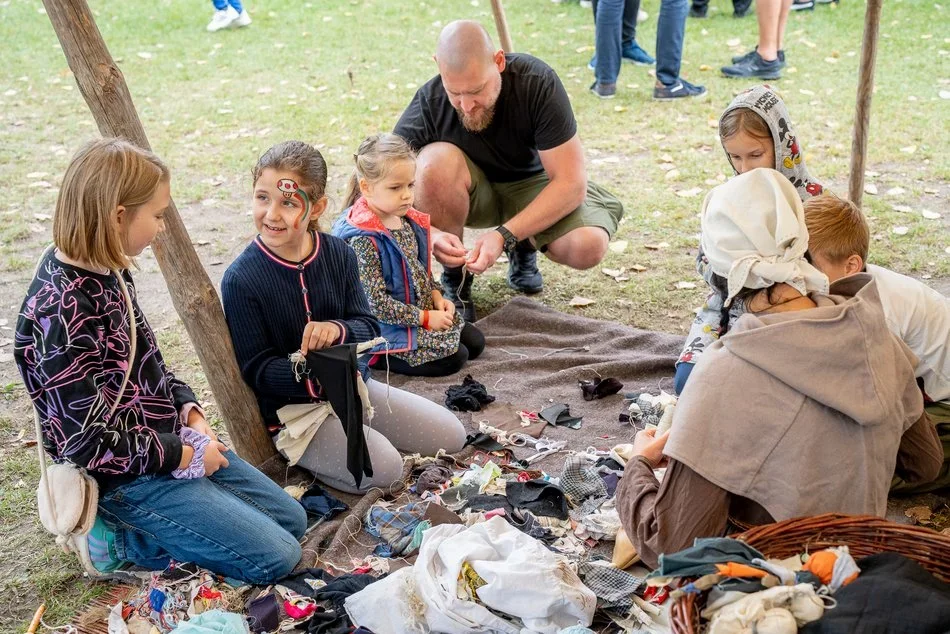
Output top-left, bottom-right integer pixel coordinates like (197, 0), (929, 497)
(670, 513), (950, 634)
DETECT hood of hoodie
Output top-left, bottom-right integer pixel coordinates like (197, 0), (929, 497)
(719, 273), (919, 427)
(720, 85), (824, 200)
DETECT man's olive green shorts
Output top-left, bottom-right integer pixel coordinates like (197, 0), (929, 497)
(463, 154), (624, 251)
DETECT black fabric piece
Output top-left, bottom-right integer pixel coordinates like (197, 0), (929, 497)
(313, 573), (381, 611)
(394, 53), (578, 183)
(464, 433), (506, 452)
(505, 479), (569, 520)
(800, 552), (950, 634)
(507, 509), (557, 543)
(247, 593), (280, 633)
(444, 374), (495, 412)
(299, 483), (348, 522)
(595, 457), (625, 473)
(539, 403), (583, 429)
(466, 494), (515, 514)
(276, 567), (337, 598)
(306, 344), (373, 486)
(305, 609), (351, 634)
(579, 377), (624, 401)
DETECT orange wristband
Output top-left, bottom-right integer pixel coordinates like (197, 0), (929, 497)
(422, 310), (430, 330)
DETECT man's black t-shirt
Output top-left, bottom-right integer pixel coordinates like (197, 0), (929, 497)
(394, 53), (577, 183)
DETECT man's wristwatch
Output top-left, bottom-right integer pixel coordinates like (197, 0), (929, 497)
(495, 225), (519, 253)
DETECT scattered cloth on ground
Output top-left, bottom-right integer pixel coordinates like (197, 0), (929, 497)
(458, 460), (503, 493)
(621, 391), (677, 432)
(298, 483), (348, 521)
(276, 568), (335, 597)
(364, 502), (427, 557)
(344, 517), (596, 634)
(578, 561), (645, 611)
(800, 552), (950, 634)
(466, 493), (515, 515)
(560, 454), (608, 505)
(506, 479), (570, 520)
(539, 403), (583, 429)
(579, 377), (623, 401)
(600, 472), (620, 496)
(444, 374), (496, 411)
(651, 537), (765, 578)
(477, 401), (548, 439)
(170, 610), (249, 634)
(313, 574), (380, 612)
(464, 432), (507, 453)
(412, 465), (453, 493)
(578, 499), (622, 541)
(439, 481), (480, 512)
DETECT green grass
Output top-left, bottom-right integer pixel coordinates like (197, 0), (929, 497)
(0, 0), (947, 629)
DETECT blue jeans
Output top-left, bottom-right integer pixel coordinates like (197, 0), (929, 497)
(594, 0), (625, 84)
(592, 0), (640, 46)
(97, 452), (306, 584)
(656, 0), (689, 86)
(212, 0), (243, 12)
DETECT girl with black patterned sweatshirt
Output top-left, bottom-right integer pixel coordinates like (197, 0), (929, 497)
(15, 139), (305, 581)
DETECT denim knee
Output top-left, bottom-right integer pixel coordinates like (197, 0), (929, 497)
(284, 499), (308, 540)
(243, 529), (302, 584)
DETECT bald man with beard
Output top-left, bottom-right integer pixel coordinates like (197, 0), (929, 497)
(394, 21), (624, 321)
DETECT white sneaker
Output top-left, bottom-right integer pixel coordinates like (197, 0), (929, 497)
(233, 10), (252, 27)
(207, 6), (239, 32)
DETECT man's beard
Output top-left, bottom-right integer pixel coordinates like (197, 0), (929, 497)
(456, 102), (496, 132)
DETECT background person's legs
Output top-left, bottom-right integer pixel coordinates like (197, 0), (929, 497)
(593, 0), (624, 95)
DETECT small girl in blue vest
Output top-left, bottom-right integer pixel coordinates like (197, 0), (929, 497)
(333, 133), (484, 377)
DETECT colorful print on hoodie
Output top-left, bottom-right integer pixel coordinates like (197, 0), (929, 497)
(678, 85), (825, 372)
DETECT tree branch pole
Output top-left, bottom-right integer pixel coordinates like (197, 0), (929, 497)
(490, 0), (514, 53)
(42, 0), (276, 465)
(848, 0), (884, 207)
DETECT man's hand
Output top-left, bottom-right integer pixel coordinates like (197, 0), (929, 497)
(465, 230), (505, 275)
(632, 428), (670, 468)
(432, 230), (468, 267)
(187, 409), (218, 442)
(301, 321), (342, 352)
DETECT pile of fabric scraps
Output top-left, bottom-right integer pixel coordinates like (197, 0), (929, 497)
(619, 390), (676, 434)
(107, 568), (243, 634)
(650, 537), (913, 634)
(444, 374), (496, 411)
(344, 516), (597, 634)
(579, 377), (624, 401)
(539, 403), (584, 429)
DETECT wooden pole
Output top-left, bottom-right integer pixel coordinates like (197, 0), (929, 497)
(848, 0), (884, 207)
(490, 0), (514, 53)
(42, 0), (276, 466)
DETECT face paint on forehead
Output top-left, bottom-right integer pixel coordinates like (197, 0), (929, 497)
(276, 177), (313, 229)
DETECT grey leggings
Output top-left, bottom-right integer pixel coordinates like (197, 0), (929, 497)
(297, 379), (466, 494)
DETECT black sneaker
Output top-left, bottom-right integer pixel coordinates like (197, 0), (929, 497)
(689, 4), (707, 17)
(721, 51), (783, 79)
(731, 47), (785, 67)
(507, 240), (543, 294)
(733, 0), (753, 17)
(441, 265), (477, 322)
(790, 0), (815, 9)
(653, 79), (707, 101)
(590, 81), (617, 99)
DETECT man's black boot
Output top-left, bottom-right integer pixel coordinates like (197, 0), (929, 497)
(506, 240), (544, 294)
(441, 265), (477, 322)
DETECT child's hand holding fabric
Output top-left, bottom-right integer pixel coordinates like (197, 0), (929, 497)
(300, 321), (342, 352)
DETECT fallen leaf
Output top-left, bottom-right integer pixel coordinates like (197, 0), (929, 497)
(608, 240), (628, 253)
(924, 187), (939, 194)
(15, 429), (25, 441)
(823, 57), (839, 64)
(699, 64), (711, 71)
(569, 296), (596, 307)
(675, 281), (697, 290)
(602, 267), (625, 278)
(940, 90), (950, 100)
(904, 506), (932, 523)
(665, 169), (680, 181)
(922, 210), (941, 219)
(726, 38), (742, 47)
(945, 247), (950, 255)
(659, 154), (673, 163)
(137, 51), (153, 60)
(892, 204), (914, 213)
(33, 213), (52, 221)
(885, 187), (906, 196)
(864, 183), (878, 195)
(630, 264), (648, 272)
(899, 145), (917, 154)
(613, 105), (627, 113)
(676, 187), (703, 198)
(26, 171), (48, 178)
(29, 181), (51, 188)
(644, 242), (670, 250)
(892, 226), (909, 235)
